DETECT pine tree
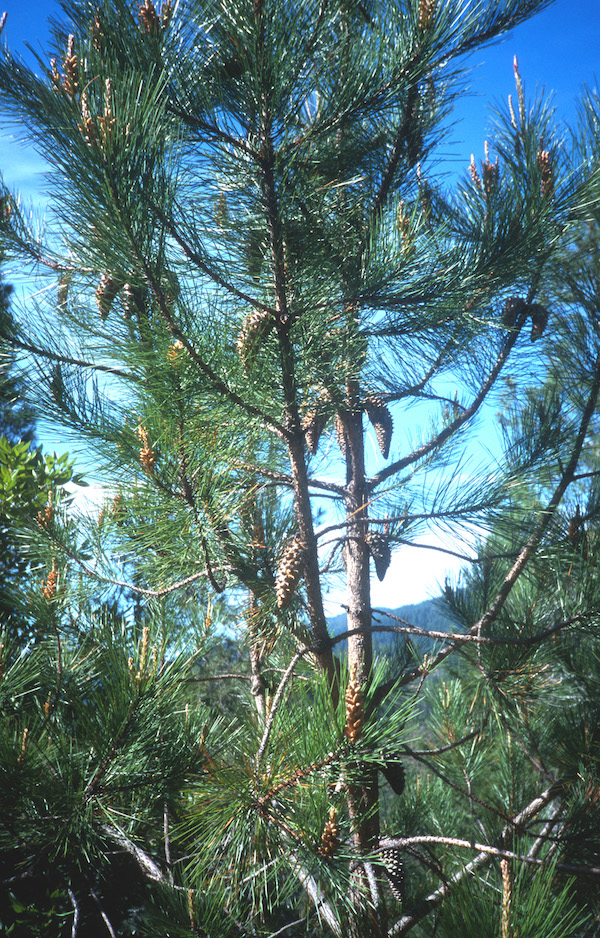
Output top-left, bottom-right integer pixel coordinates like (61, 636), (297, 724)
(0, 1), (600, 935)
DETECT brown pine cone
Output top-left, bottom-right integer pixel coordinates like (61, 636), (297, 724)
(365, 396), (393, 459)
(380, 847), (404, 902)
(381, 754), (405, 795)
(96, 273), (122, 320)
(237, 309), (274, 370)
(529, 303), (549, 341)
(366, 531), (392, 581)
(275, 536), (305, 609)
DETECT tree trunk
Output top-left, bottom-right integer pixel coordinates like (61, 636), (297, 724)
(344, 406), (383, 935)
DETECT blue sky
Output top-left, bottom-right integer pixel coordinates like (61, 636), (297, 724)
(1, 0), (599, 607)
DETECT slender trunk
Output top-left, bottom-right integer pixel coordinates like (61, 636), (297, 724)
(344, 407), (373, 684)
(344, 406), (383, 936)
(287, 425), (338, 692)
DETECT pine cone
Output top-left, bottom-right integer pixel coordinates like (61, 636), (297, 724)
(236, 309), (274, 370)
(95, 273), (122, 320)
(138, 0), (161, 35)
(136, 426), (157, 475)
(537, 147), (554, 198)
(121, 282), (146, 319)
(380, 754), (405, 795)
(275, 536), (305, 609)
(96, 273), (123, 321)
(418, 0), (436, 30)
(167, 339), (185, 366)
(529, 303), (549, 341)
(57, 272), (70, 308)
(215, 191), (229, 228)
(365, 396), (393, 459)
(302, 409), (327, 455)
(380, 847), (404, 903)
(41, 559), (58, 602)
(139, 446), (156, 474)
(501, 295), (526, 329)
(110, 492), (125, 525)
(366, 531), (391, 581)
(318, 807), (339, 858)
(335, 413), (348, 455)
(567, 505), (586, 554)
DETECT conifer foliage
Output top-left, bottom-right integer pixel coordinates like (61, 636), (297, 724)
(1, 0), (600, 935)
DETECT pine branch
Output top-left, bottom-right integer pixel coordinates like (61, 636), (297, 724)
(89, 886), (117, 938)
(526, 803), (563, 861)
(163, 800), (173, 885)
(389, 783), (561, 936)
(265, 919), (307, 938)
(369, 318), (526, 490)
(184, 673), (252, 683)
(392, 348), (600, 688)
(406, 729), (484, 758)
(473, 350), (600, 634)
(287, 854), (342, 937)
(103, 178), (286, 438)
(4, 334), (135, 380)
(330, 612), (592, 652)
(368, 82), (421, 226)
(402, 746), (526, 830)
(166, 105), (257, 157)
(84, 697), (142, 801)
(255, 647), (309, 767)
(41, 539), (213, 597)
(101, 824), (169, 885)
(381, 835), (600, 875)
(236, 461), (346, 496)
(150, 199), (278, 313)
(68, 888), (80, 938)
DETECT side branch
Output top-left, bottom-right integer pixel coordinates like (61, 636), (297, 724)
(255, 648), (310, 767)
(380, 835), (600, 874)
(4, 335), (135, 380)
(369, 321), (525, 490)
(151, 200), (277, 314)
(390, 784), (561, 936)
(105, 178), (285, 437)
(393, 348), (600, 689)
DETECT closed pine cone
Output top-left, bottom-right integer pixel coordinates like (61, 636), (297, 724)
(237, 309), (273, 370)
(275, 535), (305, 609)
(318, 807), (339, 857)
(121, 282), (146, 318)
(381, 753), (405, 795)
(501, 295), (526, 329)
(335, 413), (348, 454)
(302, 409), (327, 455)
(96, 273), (122, 320)
(366, 531), (391, 581)
(529, 303), (549, 341)
(380, 847), (404, 902)
(365, 396), (393, 459)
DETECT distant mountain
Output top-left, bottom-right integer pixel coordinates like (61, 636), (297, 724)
(328, 597), (454, 652)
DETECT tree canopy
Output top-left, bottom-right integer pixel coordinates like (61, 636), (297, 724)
(1, 0), (600, 935)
